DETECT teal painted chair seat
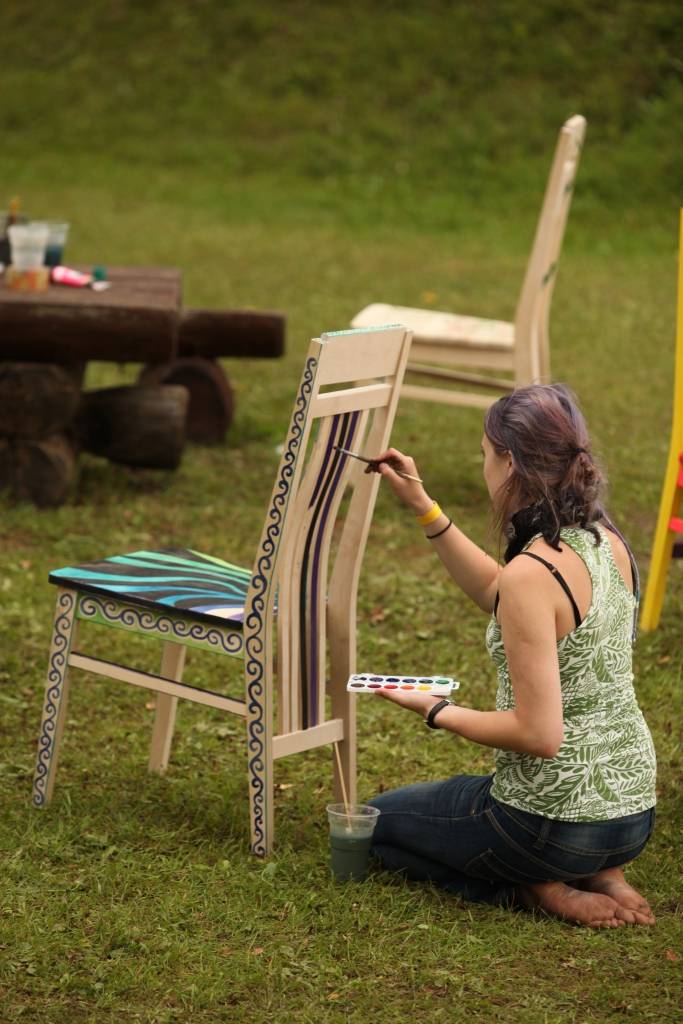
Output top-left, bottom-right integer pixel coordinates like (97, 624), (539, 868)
(49, 548), (251, 626)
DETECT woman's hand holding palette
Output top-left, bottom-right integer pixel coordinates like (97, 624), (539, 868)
(347, 674), (460, 695)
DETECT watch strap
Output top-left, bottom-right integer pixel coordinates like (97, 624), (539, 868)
(425, 698), (452, 730)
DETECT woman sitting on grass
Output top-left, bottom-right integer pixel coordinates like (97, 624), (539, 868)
(368, 383), (656, 928)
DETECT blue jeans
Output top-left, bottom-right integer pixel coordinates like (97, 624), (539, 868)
(368, 774), (655, 907)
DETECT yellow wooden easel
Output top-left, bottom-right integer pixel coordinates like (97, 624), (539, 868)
(640, 210), (683, 631)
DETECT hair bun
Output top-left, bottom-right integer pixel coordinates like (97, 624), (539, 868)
(484, 383), (605, 557)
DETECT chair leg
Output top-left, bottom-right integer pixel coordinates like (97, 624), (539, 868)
(33, 589), (78, 808)
(148, 642), (186, 773)
(246, 687), (274, 857)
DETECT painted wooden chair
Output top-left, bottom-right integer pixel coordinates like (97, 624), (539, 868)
(32, 324), (412, 856)
(351, 115), (586, 408)
(640, 211), (683, 630)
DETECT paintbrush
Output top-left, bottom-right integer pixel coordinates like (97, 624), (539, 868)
(334, 445), (423, 483)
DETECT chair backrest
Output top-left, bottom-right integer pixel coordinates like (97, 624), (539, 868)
(243, 325), (412, 734)
(514, 114), (587, 383)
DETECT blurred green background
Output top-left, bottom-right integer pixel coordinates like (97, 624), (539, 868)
(2, 0), (681, 232)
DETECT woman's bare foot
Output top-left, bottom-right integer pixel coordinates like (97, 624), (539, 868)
(576, 867), (655, 925)
(518, 880), (624, 928)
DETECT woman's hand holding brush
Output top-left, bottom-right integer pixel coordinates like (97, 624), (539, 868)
(369, 448), (434, 515)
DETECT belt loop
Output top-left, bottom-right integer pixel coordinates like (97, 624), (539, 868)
(532, 816), (552, 851)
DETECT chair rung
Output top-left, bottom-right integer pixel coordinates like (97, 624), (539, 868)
(400, 383), (496, 408)
(68, 651), (246, 716)
(407, 361), (515, 391)
(272, 718), (344, 759)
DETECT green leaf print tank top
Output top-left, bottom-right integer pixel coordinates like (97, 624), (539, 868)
(486, 525), (657, 821)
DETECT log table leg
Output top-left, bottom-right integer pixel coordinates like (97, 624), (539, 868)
(0, 434), (78, 508)
(138, 358), (234, 445)
(76, 385), (190, 470)
(0, 362), (82, 438)
(136, 307), (285, 444)
(0, 362), (82, 507)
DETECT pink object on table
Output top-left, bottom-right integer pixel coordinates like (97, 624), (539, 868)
(50, 265), (92, 288)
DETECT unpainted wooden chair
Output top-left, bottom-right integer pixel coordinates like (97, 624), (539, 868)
(352, 115), (586, 408)
(32, 324), (412, 855)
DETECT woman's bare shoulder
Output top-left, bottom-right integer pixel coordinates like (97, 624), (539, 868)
(497, 552), (554, 590)
(601, 524), (635, 593)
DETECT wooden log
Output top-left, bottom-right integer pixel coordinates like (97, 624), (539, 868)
(176, 308), (285, 360)
(0, 433), (78, 507)
(0, 362), (81, 439)
(138, 359), (234, 444)
(76, 385), (189, 469)
(0, 267), (181, 363)
(0, 307), (180, 363)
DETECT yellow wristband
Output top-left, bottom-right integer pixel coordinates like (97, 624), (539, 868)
(416, 502), (442, 527)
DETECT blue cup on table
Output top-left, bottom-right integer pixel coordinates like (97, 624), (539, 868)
(31, 221), (70, 267)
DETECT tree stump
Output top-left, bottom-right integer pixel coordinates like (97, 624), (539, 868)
(76, 385), (189, 469)
(138, 359), (234, 444)
(0, 433), (78, 507)
(0, 362), (81, 438)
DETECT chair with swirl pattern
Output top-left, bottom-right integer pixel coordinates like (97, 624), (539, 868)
(32, 324), (412, 856)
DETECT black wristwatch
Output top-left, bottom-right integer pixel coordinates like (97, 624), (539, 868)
(425, 698), (453, 730)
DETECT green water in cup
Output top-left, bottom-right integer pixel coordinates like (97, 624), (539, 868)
(326, 803), (380, 882)
(329, 832), (373, 881)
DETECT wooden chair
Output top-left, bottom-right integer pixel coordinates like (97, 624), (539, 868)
(351, 115), (586, 408)
(640, 211), (683, 630)
(32, 324), (412, 856)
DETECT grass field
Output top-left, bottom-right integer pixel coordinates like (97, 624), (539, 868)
(0, 3), (682, 1022)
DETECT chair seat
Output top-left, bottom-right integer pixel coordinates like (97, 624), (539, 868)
(352, 303), (514, 350)
(49, 548), (251, 626)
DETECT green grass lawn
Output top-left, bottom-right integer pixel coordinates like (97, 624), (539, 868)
(1, 2), (682, 1021)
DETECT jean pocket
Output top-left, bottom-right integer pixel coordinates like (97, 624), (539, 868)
(545, 808), (656, 859)
(473, 807), (616, 882)
(603, 831), (653, 870)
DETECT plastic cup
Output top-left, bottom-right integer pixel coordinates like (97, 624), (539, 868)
(0, 212), (26, 265)
(8, 223), (49, 271)
(31, 221), (70, 267)
(326, 803), (380, 882)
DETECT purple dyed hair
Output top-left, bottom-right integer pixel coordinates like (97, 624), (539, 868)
(483, 383), (606, 557)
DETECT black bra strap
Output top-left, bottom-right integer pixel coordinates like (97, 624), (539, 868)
(493, 552), (583, 629)
(518, 552), (583, 628)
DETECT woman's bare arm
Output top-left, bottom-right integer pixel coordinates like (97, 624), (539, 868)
(377, 558), (565, 758)
(423, 518), (502, 613)
(374, 449), (501, 612)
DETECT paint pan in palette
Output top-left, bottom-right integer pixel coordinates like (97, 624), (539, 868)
(347, 674), (460, 695)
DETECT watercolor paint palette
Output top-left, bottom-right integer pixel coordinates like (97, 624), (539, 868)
(347, 674), (460, 695)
